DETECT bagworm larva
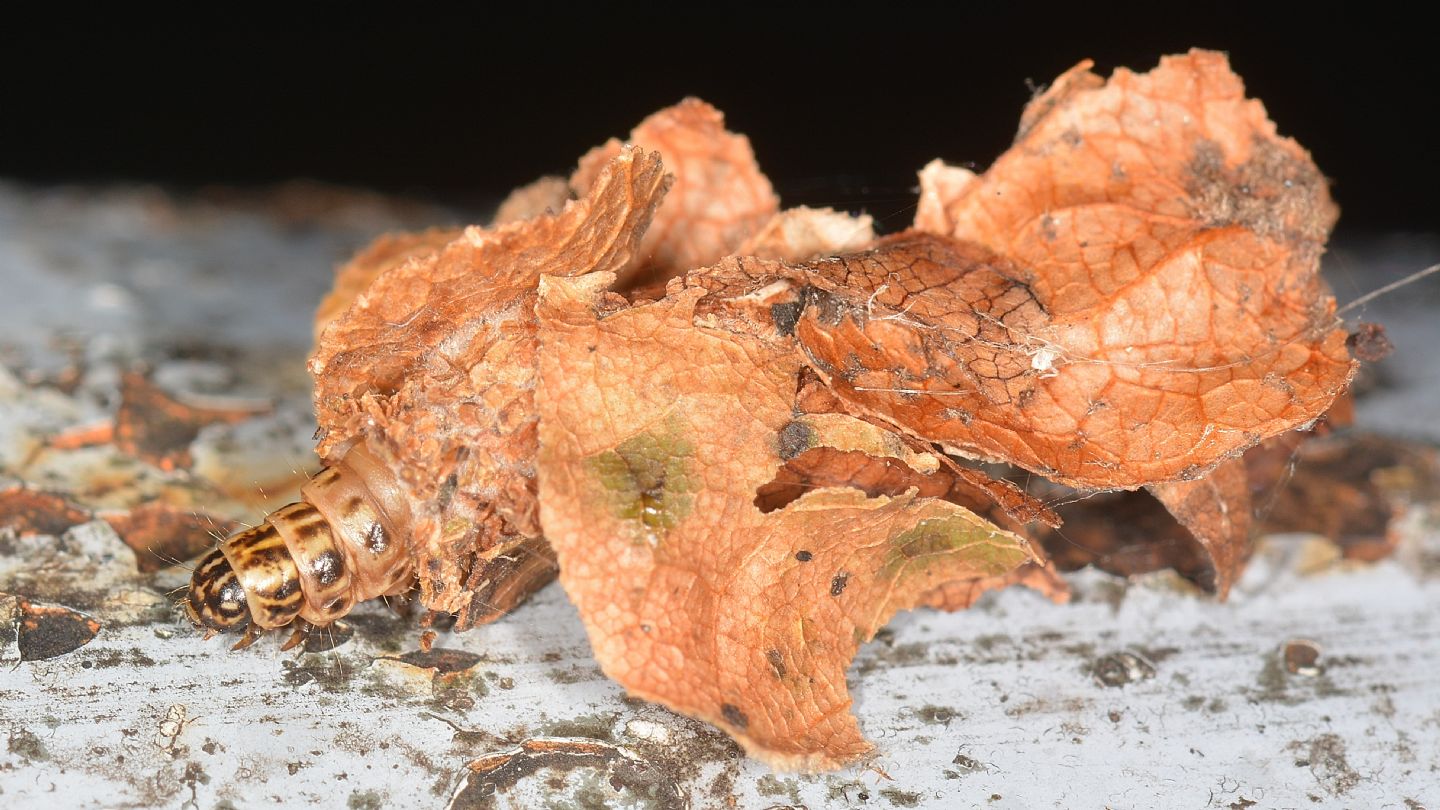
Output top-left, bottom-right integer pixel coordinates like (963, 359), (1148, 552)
(183, 441), (416, 649)
(185, 440), (558, 648)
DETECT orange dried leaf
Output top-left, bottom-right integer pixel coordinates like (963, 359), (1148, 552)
(828, 49), (1354, 489)
(758, 431), (1059, 532)
(1037, 403), (1379, 593)
(314, 228), (461, 342)
(1145, 457), (1253, 596)
(0, 487), (93, 537)
(535, 273), (1040, 770)
(491, 176), (571, 226)
(310, 148), (669, 624)
(755, 446), (951, 514)
(115, 372), (269, 471)
(919, 559), (1070, 611)
(913, 159), (977, 235)
(100, 502), (242, 573)
(0, 487), (234, 573)
(572, 98), (778, 291)
(1253, 431), (1439, 561)
(735, 206), (877, 262)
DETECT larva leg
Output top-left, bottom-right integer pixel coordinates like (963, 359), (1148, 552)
(279, 619), (316, 652)
(230, 623), (263, 652)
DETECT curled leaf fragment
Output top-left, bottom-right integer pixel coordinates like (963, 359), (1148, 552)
(735, 206), (876, 263)
(536, 273), (1039, 769)
(888, 50), (1355, 489)
(314, 228), (461, 342)
(310, 148), (669, 624)
(572, 98), (779, 291)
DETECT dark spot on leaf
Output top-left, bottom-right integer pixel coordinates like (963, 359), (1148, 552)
(830, 572), (849, 596)
(588, 426), (696, 540)
(795, 550), (813, 562)
(777, 420), (815, 461)
(766, 649), (786, 678)
(770, 301), (802, 336)
(720, 703), (748, 729)
(799, 285), (847, 327)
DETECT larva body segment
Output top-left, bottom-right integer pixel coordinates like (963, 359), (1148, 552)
(185, 441), (418, 647)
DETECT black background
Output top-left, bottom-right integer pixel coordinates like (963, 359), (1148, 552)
(4, 6), (1435, 236)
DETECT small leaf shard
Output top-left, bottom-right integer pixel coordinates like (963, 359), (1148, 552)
(314, 228), (461, 342)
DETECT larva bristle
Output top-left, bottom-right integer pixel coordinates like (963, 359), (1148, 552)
(183, 441), (419, 641)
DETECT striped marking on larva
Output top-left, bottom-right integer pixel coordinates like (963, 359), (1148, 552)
(222, 523), (304, 629)
(185, 548), (250, 631)
(183, 443), (423, 647)
(269, 501), (356, 625)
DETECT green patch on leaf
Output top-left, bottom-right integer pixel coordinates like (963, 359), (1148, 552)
(882, 515), (1028, 581)
(586, 422), (697, 544)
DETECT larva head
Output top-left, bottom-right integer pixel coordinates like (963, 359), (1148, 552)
(185, 548), (251, 633)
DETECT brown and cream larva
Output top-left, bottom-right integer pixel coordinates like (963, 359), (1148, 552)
(184, 439), (560, 648)
(183, 442), (418, 649)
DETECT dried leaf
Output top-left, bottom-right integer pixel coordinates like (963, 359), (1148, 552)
(100, 502), (241, 573)
(314, 228), (461, 342)
(837, 50), (1354, 489)
(0, 486), (236, 573)
(8, 597), (102, 661)
(572, 98), (778, 291)
(114, 372), (268, 471)
(1145, 458), (1252, 596)
(283, 57), (1386, 773)
(310, 148), (669, 623)
(735, 206), (876, 262)
(758, 435), (1059, 531)
(919, 559), (1070, 611)
(491, 176), (571, 226)
(1254, 431), (1440, 561)
(535, 273), (1040, 770)
(0, 487), (93, 536)
(1038, 486), (1215, 586)
(913, 159), (977, 235)
(1033, 405), (1391, 591)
